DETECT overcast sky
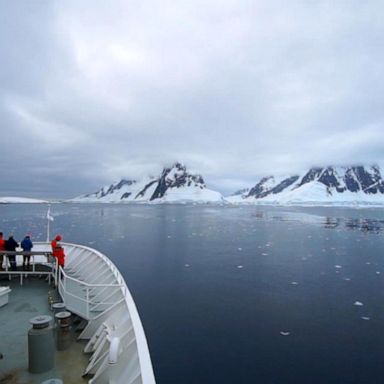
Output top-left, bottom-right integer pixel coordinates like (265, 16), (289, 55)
(1, 1), (383, 198)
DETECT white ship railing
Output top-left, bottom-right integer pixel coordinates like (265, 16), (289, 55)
(57, 242), (156, 384)
(0, 250), (57, 285)
(1, 240), (156, 383)
(57, 268), (125, 320)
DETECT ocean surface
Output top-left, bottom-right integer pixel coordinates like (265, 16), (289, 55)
(1, 203), (384, 384)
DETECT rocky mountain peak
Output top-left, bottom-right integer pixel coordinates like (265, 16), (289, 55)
(298, 165), (384, 194)
(75, 162), (221, 203)
(150, 162), (205, 200)
(239, 165), (384, 204)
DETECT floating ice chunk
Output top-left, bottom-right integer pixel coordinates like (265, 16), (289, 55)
(366, 262), (371, 265)
(376, 271), (381, 275)
(185, 264), (190, 267)
(361, 316), (370, 321)
(237, 265), (243, 269)
(335, 265), (342, 269)
(291, 282), (299, 285)
(238, 247), (243, 251)
(280, 331), (290, 336)
(167, 235), (172, 238)
(354, 301), (364, 306)
(343, 277), (351, 281)
(262, 253), (268, 256)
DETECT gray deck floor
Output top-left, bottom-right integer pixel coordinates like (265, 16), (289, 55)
(0, 275), (89, 383)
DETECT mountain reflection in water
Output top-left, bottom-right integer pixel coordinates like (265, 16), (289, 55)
(252, 210), (384, 233)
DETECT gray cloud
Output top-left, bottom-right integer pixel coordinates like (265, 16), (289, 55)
(1, 0), (383, 197)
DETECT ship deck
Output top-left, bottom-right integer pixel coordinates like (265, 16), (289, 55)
(0, 273), (89, 384)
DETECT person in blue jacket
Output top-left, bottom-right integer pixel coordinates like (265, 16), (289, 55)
(21, 234), (33, 270)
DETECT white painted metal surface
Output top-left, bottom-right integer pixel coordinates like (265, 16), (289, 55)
(34, 242), (156, 384)
(0, 286), (11, 307)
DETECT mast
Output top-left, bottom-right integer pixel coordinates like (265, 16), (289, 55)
(46, 205), (54, 242)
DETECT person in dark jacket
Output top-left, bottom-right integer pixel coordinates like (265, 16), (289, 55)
(21, 234), (33, 270)
(5, 235), (19, 271)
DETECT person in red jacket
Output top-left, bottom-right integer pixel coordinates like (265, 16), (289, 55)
(0, 232), (5, 270)
(51, 234), (66, 267)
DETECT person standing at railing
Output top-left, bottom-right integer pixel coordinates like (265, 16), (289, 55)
(0, 232), (5, 270)
(5, 235), (19, 271)
(21, 234), (33, 270)
(51, 234), (66, 268)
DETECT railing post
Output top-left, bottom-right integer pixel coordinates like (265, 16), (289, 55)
(64, 267), (66, 293)
(56, 261), (59, 287)
(86, 287), (90, 319)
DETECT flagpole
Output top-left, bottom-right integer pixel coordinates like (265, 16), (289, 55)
(46, 205), (51, 242)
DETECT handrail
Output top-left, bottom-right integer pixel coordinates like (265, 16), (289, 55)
(60, 268), (124, 288)
(58, 264), (124, 320)
(0, 249), (57, 285)
(0, 250), (53, 256)
(49, 242), (156, 383)
(59, 282), (88, 304)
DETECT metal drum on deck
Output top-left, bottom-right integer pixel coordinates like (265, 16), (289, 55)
(28, 315), (54, 373)
(55, 311), (72, 351)
(52, 302), (65, 314)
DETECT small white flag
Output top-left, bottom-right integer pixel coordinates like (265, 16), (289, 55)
(47, 209), (54, 221)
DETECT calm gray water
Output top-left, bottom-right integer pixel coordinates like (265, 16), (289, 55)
(1, 203), (384, 384)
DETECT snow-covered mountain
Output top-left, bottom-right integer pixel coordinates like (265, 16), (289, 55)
(73, 163), (224, 203)
(227, 165), (384, 205)
(229, 188), (250, 197)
